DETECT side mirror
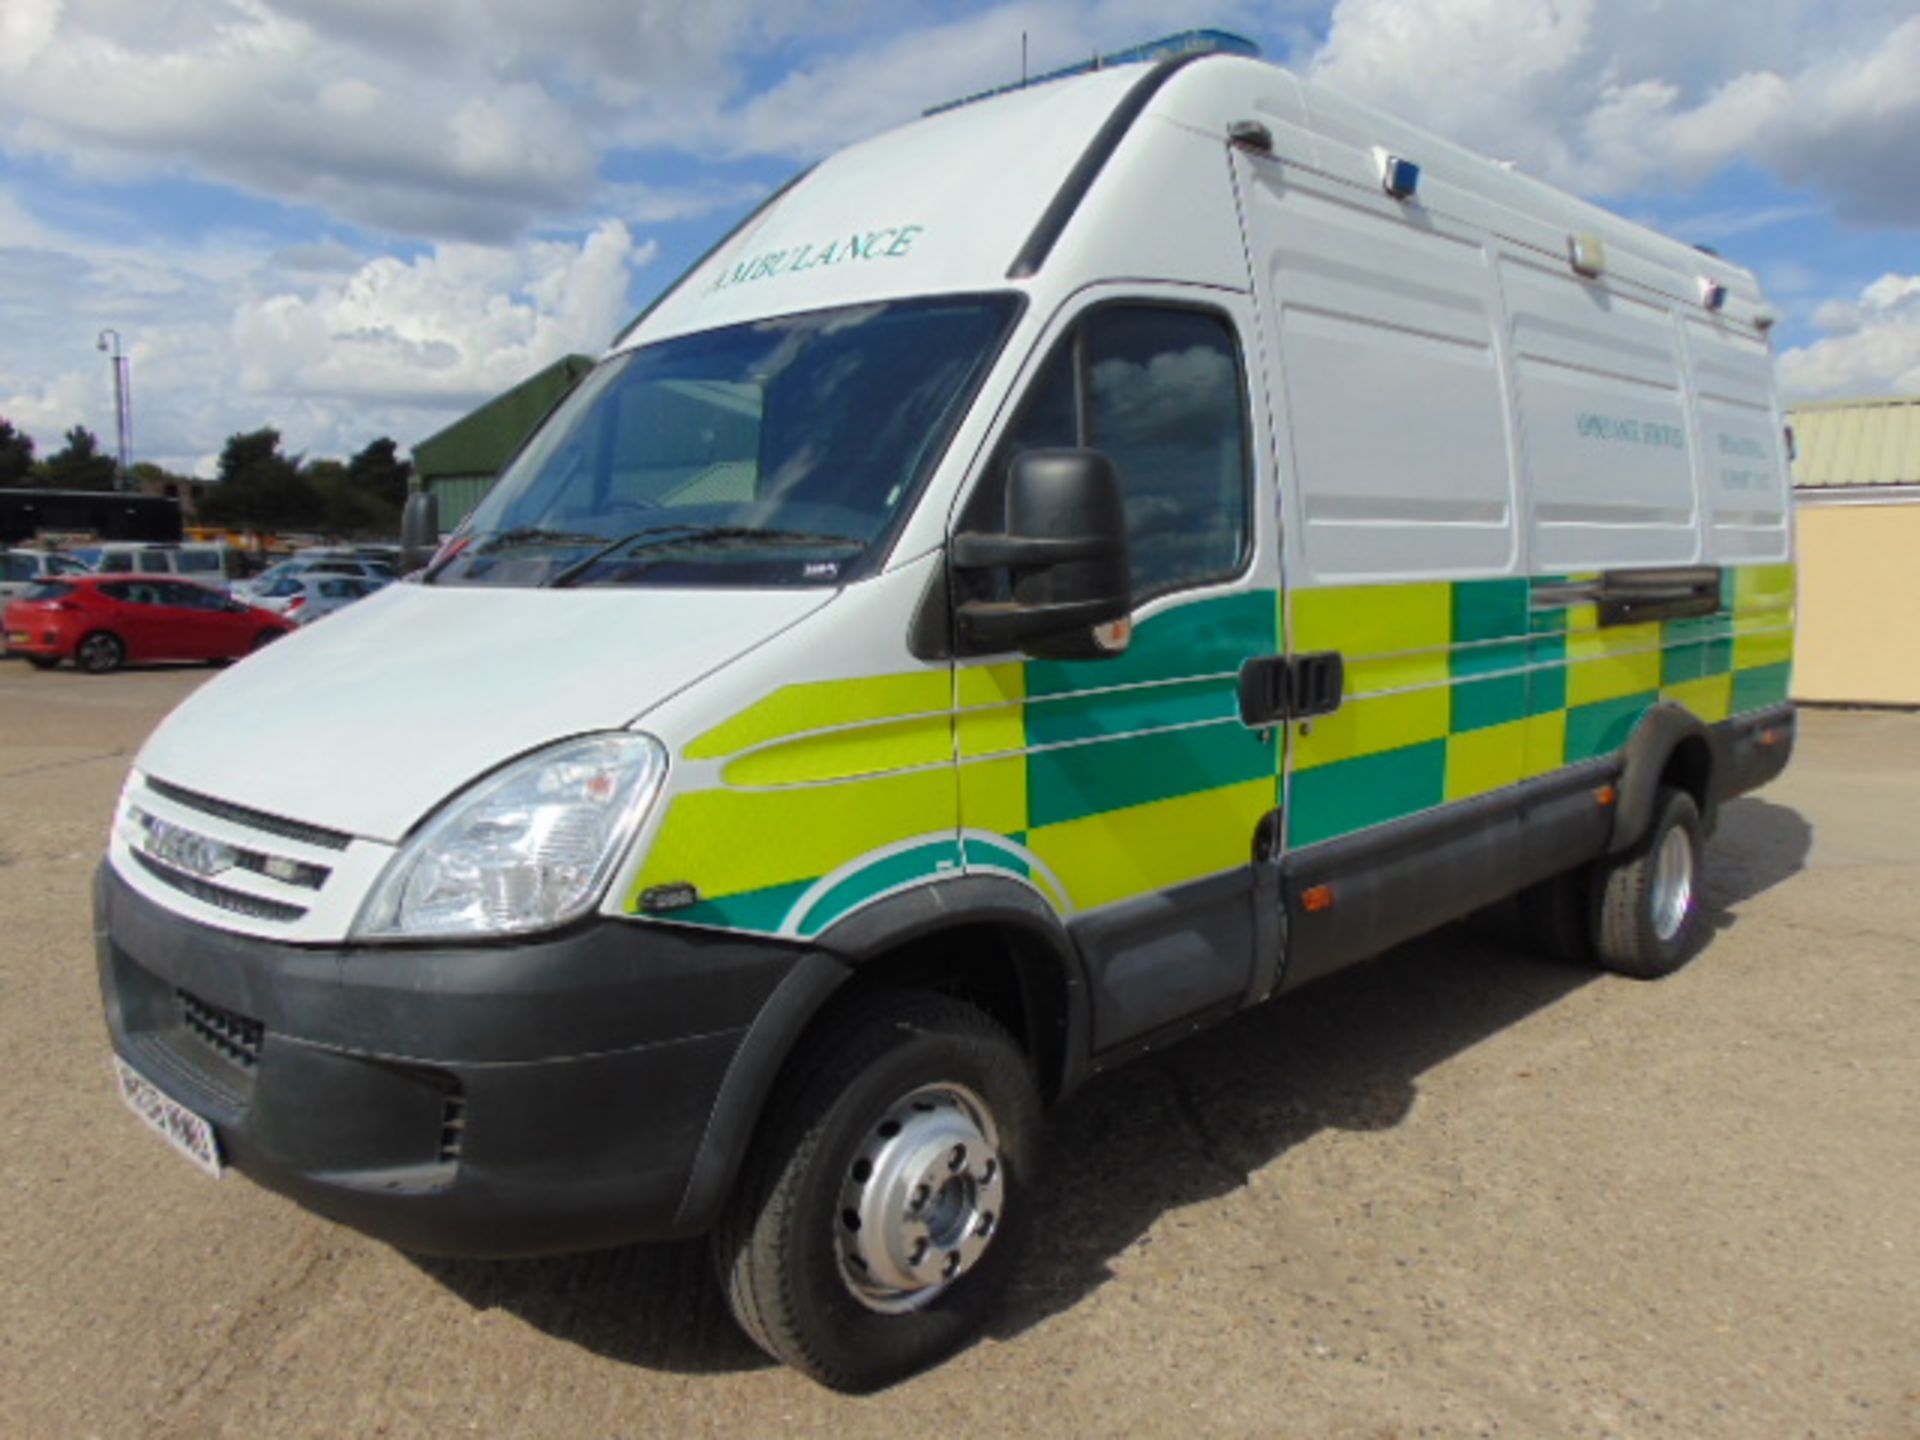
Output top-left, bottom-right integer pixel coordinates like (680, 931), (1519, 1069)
(401, 490), (441, 572)
(952, 449), (1131, 658)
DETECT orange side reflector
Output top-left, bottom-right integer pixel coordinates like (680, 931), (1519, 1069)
(1758, 728), (1778, 747)
(1302, 884), (1335, 913)
(1595, 785), (1617, 806)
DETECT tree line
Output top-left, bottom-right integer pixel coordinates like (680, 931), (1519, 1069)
(0, 418), (413, 538)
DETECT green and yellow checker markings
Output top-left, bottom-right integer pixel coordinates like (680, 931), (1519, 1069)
(1284, 565), (1796, 851)
(634, 565), (1795, 933)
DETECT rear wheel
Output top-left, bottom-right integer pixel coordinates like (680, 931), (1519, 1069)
(75, 631), (124, 674)
(1591, 786), (1708, 978)
(714, 990), (1042, 1392)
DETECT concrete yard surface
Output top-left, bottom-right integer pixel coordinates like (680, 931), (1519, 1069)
(0, 661), (1914, 1438)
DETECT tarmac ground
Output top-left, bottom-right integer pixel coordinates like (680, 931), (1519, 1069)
(0, 660), (1913, 1438)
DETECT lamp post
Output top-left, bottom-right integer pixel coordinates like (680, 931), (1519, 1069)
(96, 328), (132, 490)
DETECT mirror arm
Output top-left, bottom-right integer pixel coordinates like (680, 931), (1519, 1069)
(956, 595), (1128, 646)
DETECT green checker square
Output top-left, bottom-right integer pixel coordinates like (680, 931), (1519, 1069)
(1027, 721), (1271, 829)
(1702, 635), (1734, 676)
(1288, 740), (1447, 849)
(1565, 692), (1657, 763)
(1452, 578), (1530, 644)
(1452, 672), (1529, 734)
(1662, 640), (1709, 687)
(1731, 662), (1791, 713)
(1528, 635), (1568, 715)
(1028, 589), (1274, 697)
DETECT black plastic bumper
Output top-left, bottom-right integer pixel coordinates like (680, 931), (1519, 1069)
(95, 864), (813, 1257)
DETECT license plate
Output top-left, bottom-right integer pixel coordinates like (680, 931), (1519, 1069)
(112, 1056), (222, 1177)
(5, 632), (27, 645)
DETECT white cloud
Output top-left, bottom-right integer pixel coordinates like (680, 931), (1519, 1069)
(0, 206), (649, 473)
(1308, 1), (1920, 224)
(1776, 274), (1920, 401)
(0, 0), (823, 242)
(232, 220), (647, 405)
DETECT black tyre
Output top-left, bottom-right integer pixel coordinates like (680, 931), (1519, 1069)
(249, 629), (281, 652)
(1515, 864), (1594, 966)
(1592, 786), (1708, 979)
(74, 631), (124, 674)
(714, 990), (1042, 1392)
(25, 655), (59, 671)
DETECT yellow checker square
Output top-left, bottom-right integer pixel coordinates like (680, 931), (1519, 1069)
(1661, 673), (1733, 725)
(1292, 685), (1449, 771)
(636, 768), (958, 900)
(956, 662), (1026, 758)
(1566, 624), (1662, 705)
(1733, 563), (1796, 614)
(958, 755), (1027, 837)
(1292, 581), (1451, 660)
(1343, 648), (1450, 700)
(1520, 709), (1568, 780)
(1445, 720), (1526, 802)
(1029, 778), (1273, 911)
(687, 670), (951, 760)
(1734, 626), (1794, 672)
(723, 713), (952, 787)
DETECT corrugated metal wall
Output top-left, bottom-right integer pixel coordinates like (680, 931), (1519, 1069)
(426, 475), (497, 531)
(1791, 396), (1920, 489)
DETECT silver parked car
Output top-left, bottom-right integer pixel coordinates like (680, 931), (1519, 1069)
(252, 574), (386, 625)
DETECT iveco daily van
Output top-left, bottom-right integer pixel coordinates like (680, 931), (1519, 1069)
(96, 35), (1796, 1390)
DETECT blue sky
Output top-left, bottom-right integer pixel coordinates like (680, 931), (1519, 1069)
(1, 0), (1917, 474)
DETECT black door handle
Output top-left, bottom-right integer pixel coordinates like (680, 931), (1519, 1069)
(1238, 651), (1344, 726)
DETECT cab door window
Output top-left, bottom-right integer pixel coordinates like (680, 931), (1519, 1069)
(978, 305), (1249, 602)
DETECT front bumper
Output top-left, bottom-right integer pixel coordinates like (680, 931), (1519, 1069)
(95, 863), (805, 1257)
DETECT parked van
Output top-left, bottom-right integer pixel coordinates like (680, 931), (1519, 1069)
(1, 547), (91, 606)
(96, 37), (1795, 1391)
(82, 542), (235, 590)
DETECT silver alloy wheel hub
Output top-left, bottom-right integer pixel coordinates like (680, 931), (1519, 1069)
(1651, 824), (1695, 942)
(836, 1082), (1002, 1314)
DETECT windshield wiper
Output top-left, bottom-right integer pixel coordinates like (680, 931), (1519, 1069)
(546, 525), (862, 587)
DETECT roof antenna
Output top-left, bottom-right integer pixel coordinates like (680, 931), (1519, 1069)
(1021, 31), (1028, 85)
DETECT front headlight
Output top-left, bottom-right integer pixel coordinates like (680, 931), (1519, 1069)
(353, 732), (668, 940)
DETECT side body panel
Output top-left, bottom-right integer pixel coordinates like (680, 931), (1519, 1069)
(1230, 85), (1794, 948)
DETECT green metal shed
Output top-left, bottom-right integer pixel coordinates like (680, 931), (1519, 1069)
(412, 354), (595, 529)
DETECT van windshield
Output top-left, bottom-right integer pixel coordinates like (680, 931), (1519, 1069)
(431, 294), (1019, 588)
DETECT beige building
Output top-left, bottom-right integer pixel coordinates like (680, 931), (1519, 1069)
(1788, 395), (1920, 706)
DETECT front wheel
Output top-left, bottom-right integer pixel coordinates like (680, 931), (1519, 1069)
(714, 990), (1042, 1392)
(1592, 786), (1709, 978)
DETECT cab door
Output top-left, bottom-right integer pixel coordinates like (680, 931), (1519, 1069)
(949, 286), (1284, 1053)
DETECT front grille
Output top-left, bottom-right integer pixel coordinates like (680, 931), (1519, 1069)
(133, 849), (308, 923)
(144, 776), (353, 852)
(178, 989), (264, 1070)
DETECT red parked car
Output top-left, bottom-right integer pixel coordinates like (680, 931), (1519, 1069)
(3, 575), (294, 673)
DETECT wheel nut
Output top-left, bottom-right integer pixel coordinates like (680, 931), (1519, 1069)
(910, 1237), (930, 1265)
(943, 1251), (962, 1278)
(949, 1144), (967, 1171)
(910, 1184), (929, 1210)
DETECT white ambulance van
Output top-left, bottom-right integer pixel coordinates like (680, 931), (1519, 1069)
(96, 36), (1796, 1390)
